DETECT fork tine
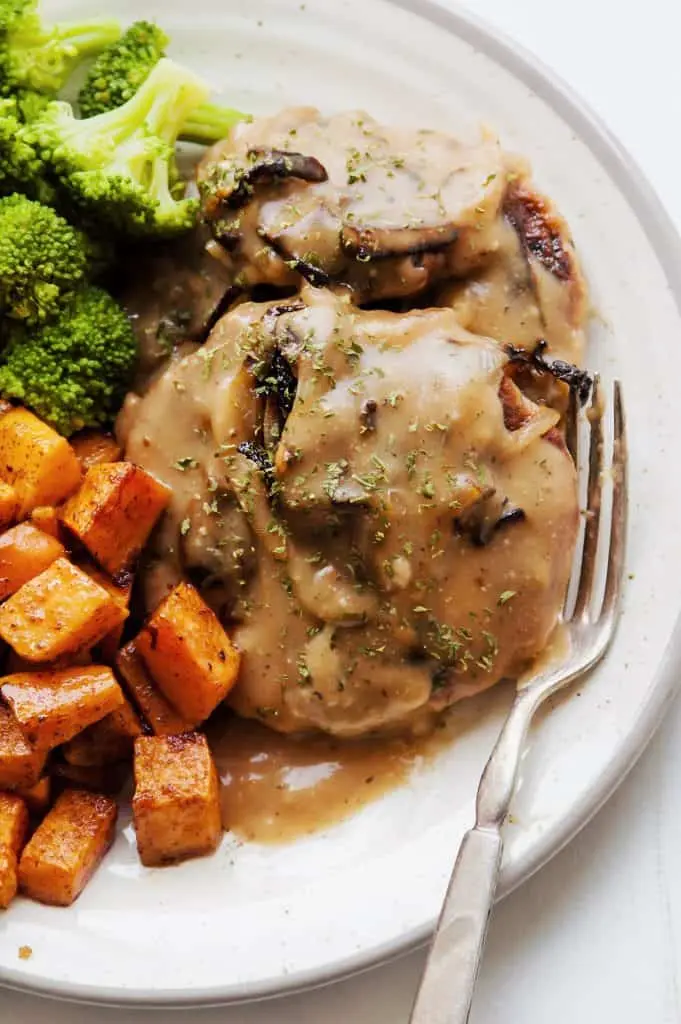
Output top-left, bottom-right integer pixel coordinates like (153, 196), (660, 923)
(571, 374), (604, 621)
(599, 380), (628, 626)
(565, 386), (579, 466)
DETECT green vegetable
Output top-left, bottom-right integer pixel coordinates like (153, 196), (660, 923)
(0, 284), (137, 435)
(27, 57), (211, 237)
(0, 0), (120, 97)
(78, 20), (247, 143)
(0, 193), (91, 323)
(0, 96), (53, 201)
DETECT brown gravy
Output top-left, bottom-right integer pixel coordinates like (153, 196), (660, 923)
(207, 681), (514, 843)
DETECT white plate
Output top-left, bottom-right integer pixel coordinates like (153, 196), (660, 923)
(2, 0), (681, 1007)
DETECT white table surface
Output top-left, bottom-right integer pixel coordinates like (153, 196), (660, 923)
(4, 0), (681, 1020)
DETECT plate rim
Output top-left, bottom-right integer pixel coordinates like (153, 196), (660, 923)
(3, 0), (681, 1007)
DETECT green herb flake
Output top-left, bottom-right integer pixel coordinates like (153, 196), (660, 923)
(173, 457), (199, 471)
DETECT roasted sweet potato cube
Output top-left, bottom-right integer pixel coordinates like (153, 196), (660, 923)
(63, 696), (142, 766)
(0, 847), (19, 908)
(132, 733), (221, 867)
(0, 792), (29, 909)
(115, 643), (192, 736)
(0, 410), (81, 518)
(0, 558), (128, 662)
(1, 666), (124, 751)
(0, 484), (17, 531)
(60, 463), (171, 575)
(0, 792), (29, 853)
(82, 563), (132, 665)
(29, 506), (63, 540)
(70, 431), (122, 471)
(16, 776), (51, 816)
(136, 582), (240, 725)
(0, 523), (65, 602)
(0, 705), (46, 789)
(18, 789), (117, 906)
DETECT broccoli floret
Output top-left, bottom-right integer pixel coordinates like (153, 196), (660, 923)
(78, 20), (168, 117)
(0, 96), (54, 201)
(78, 20), (248, 143)
(0, 0), (120, 97)
(28, 58), (211, 237)
(0, 193), (91, 323)
(0, 284), (137, 435)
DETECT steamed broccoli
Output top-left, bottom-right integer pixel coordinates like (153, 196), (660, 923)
(0, 0), (120, 97)
(27, 57), (211, 237)
(78, 20), (247, 143)
(0, 193), (91, 323)
(0, 96), (54, 201)
(0, 284), (137, 435)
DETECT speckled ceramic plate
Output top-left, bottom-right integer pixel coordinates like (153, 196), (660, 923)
(2, 0), (681, 1007)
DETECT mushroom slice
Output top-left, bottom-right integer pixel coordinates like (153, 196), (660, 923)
(204, 148), (328, 214)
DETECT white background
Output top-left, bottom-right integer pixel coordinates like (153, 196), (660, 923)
(4, 0), (681, 1020)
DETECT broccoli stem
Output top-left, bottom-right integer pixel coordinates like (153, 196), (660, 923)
(13, 19), (121, 94)
(143, 60), (210, 145)
(180, 102), (249, 145)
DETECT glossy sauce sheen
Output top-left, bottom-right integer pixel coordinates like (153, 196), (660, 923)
(208, 684), (514, 842)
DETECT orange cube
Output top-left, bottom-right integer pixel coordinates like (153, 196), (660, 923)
(82, 562), (132, 665)
(70, 430), (122, 471)
(1, 666), (124, 751)
(29, 506), (63, 540)
(0, 409), (81, 517)
(0, 483), (17, 531)
(0, 705), (46, 790)
(115, 643), (192, 736)
(0, 558), (128, 662)
(132, 733), (221, 867)
(18, 789), (117, 906)
(136, 582), (240, 725)
(60, 463), (171, 575)
(0, 792), (29, 852)
(0, 523), (65, 602)
(63, 696), (142, 766)
(0, 792), (29, 908)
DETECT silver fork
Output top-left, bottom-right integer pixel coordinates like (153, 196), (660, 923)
(408, 377), (628, 1024)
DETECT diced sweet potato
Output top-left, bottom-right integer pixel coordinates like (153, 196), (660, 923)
(0, 484), (17, 532)
(0, 705), (46, 789)
(30, 506), (63, 541)
(0, 792), (29, 908)
(70, 431), (122, 471)
(82, 563), (132, 665)
(115, 643), (192, 736)
(132, 733), (221, 867)
(18, 789), (117, 906)
(0, 558), (128, 662)
(60, 463), (171, 575)
(16, 776), (51, 816)
(0, 523), (65, 602)
(136, 582), (240, 725)
(0, 848), (19, 908)
(1, 666), (124, 751)
(0, 409), (81, 518)
(63, 696), (142, 766)
(0, 792), (29, 854)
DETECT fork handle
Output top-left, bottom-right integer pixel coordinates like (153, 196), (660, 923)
(408, 825), (503, 1024)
